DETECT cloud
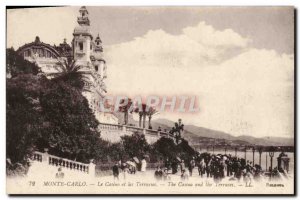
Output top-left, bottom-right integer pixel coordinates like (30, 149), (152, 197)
(182, 21), (251, 48)
(105, 22), (250, 68)
(105, 21), (294, 138)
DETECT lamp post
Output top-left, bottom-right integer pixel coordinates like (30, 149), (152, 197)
(235, 147), (238, 157)
(252, 147), (255, 167)
(225, 145), (227, 155)
(244, 146), (247, 160)
(269, 146), (275, 179)
(266, 151), (268, 171)
(119, 140), (124, 162)
(258, 147), (263, 167)
(213, 139), (216, 154)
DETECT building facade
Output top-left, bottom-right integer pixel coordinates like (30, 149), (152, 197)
(16, 36), (72, 74)
(16, 6), (118, 125)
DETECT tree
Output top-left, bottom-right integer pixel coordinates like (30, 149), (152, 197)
(7, 74), (46, 169)
(147, 107), (158, 129)
(6, 48), (40, 78)
(176, 138), (196, 161)
(134, 103), (148, 128)
(121, 132), (150, 160)
(48, 59), (87, 90)
(39, 70), (100, 163)
(6, 49), (46, 174)
(6, 49), (104, 169)
(152, 137), (177, 161)
(151, 137), (196, 163)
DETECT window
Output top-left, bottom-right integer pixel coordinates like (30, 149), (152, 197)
(46, 50), (51, 58)
(95, 65), (98, 71)
(24, 50), (29, 57)
(79, 42), (83, 51)
(39, 49), (44, 57)
(90, 44), (92, 50)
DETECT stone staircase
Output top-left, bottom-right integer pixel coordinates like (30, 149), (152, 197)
(27, 151), (95, 179)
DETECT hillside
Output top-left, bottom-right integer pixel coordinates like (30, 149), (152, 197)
(151, 118), (294, 147)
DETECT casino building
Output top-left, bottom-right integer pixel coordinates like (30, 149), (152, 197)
(16, 6), (118, 125)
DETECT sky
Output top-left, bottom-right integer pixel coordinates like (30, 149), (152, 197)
(7, 6), (294, 138)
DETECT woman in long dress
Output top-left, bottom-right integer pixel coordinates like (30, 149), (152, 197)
(141, 159), (147, 172)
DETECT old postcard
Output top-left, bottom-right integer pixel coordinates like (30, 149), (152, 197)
(6, 6), (294, 195)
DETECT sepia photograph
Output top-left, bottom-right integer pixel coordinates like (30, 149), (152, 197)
(5, 6), (295, 195)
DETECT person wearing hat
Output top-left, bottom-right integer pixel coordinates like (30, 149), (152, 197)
(55, 167), (64, 179)
(154, 166), (163, 181)
(180, 160), (185, 174)
(181, 169), (189, 180)
(189, 157), (196, 176)
(112, 163), (119, 180)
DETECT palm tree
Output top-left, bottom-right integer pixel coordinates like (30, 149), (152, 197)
(134, 103), (148, 128)
(138, 112), (143, 128)
(118, 98), (133, 125)
(47, 59), (88, 90)
(147, 107), (158, 129)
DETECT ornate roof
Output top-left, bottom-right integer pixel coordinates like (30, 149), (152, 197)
(16, 36), (60, 58)
(94, 34), (103, 52)
(55, 39), (73, 58)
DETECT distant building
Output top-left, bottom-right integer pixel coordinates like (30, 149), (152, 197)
(16, 6), (118, 125)
(16, 36), (72, 74)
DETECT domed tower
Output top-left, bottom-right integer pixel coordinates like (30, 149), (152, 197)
(71, 7), (117, 124)
(94, 34), (103, 52)
(89, 33), (107, 118)
(91, 34), (107, 80)
(72, 6), (93, 66)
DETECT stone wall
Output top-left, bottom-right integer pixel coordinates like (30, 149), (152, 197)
(99, 123), (172, 144)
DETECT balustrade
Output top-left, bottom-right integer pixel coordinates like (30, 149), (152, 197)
(99, 122), (173, 139)
(33, 152), (43, 162)
(99, 123), (122, 131)
(32, 151), (90, 173)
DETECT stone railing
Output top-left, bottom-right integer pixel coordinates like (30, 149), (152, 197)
(99, 123), (123, 131)
(48, 154), (90, 174)
(33, 151), (43, 162)
(32, 151), (95, 176)
(99, 123), (171, 138)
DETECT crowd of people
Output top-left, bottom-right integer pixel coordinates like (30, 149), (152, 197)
(112, 157), (147, 180)
(161, 152), (289, 184)
(111, 152), (290, 185)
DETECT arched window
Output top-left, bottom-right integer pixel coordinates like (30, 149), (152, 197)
(39, 49), (43, 57)
(79, 42), (83, 51)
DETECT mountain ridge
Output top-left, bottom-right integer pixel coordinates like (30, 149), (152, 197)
(151, 118), (294, 146)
